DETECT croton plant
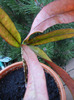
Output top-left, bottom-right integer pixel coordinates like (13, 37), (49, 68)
(0, 0), (74, 100)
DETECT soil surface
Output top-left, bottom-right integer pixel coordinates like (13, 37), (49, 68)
(0, 67), (60, 100)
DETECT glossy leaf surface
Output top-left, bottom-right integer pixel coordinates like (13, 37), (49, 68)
(25, 0), (74, 40)
(0, 8), (21, 47)
(29, 46), (52, 62)
(26, 29), (74, 45)
(22, 45), (48, 100)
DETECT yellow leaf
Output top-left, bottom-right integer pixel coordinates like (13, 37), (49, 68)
(0, 8), (21, 47)
(26, 28), (74, 45)
(29, 46), (52, 62)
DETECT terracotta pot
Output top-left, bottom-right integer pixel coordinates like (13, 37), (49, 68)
(0, 61), (66, 100)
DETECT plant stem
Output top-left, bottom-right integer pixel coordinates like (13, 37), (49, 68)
(21, 48), (28, 84)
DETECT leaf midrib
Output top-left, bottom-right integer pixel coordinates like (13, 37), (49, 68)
(28, 32), (74, 45)
(0, 22), (21, 45)
(32, 10), (74, 31)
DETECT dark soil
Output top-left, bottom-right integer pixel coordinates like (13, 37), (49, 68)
(0, 67), (60, 100)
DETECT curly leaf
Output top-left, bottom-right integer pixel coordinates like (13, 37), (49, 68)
(26, 29), (74, 45)
(29, 46), (52, 62)
(24, 0), (74, 40)
(0, 8), (21, 47)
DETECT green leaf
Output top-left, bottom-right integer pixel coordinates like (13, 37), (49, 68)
(0, 8), (21, 47)
(29, 46), (52, 62)
(27, 28), (74, 45)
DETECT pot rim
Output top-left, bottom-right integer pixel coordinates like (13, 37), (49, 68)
(41, 63), (66, 100)
(0, 61), (66, 100)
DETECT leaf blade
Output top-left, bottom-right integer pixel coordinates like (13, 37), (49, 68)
(29, 46), (52, 62)
(26, 28), (74, 45)
(44, 59), (74, 98)
(24, 0), (74, 40)
(22, 45), (49, 100)
(0, 8), (21, 47)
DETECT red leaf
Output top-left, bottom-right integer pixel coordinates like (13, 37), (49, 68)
(25, 0), (74, 40)
(44, 59), (74, 98)
(22, 45), (49, 100)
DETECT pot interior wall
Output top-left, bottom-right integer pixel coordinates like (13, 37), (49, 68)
(0, 67), (60, 100)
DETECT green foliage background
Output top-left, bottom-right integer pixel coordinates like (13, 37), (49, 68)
(0, 0), (74, 66)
